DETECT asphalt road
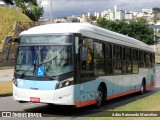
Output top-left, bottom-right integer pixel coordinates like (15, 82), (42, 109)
(0, 86), (160, 120)
(0, 69), (14, 82)
(0, 66), (160, 120)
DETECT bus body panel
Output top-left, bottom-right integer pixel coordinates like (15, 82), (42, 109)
(13, 84), (75, 105)
(16, 79), (58, 90)
(13, 68), (156, 107)
(74, 68), (156, 107)
(20, 23), (153, 52)
(13, 84), (55, 103)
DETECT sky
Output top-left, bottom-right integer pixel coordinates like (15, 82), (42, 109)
(38, 0), (160, 18)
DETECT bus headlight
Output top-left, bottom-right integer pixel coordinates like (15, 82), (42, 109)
(56, 78), (74, 89)
(12, 78), (18, 87)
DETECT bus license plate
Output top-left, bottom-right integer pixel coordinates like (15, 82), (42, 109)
(30, 97), (40, 102)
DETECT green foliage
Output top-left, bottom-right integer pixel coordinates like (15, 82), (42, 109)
(153, 14), (159, 24)
(15, 0), (44, 21)
(26, 5), (44, 21)
(153, 7), (160, 24)
(87, 92), (160, 119)
(97, 18), (154, 45)
(3, 0), (14, 5)
(72, 18), (79, 22)
(91, 16), (97, 21)
(153, 7), (160, 14)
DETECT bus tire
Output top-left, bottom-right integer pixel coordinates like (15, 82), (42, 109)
(47, 103), (55, 107)
(139, 80), (146, 95)
(94, 86), (104, 108)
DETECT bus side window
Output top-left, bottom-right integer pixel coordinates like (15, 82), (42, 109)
(132, 49), (138, 74)
(139, 51), (145, 67)
(106, 44), (113, 75)
(151, 53), (155, 67)
(80, 38), (94, 78)
(113, 45), (122, 75)
(94, 42), (105, 76)
(123, 47), (131, 74)
(145, 52), (151, 68)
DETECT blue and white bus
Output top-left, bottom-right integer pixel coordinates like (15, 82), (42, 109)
(13, 23), (156, 108)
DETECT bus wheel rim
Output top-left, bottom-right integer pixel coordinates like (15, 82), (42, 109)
(96, 91), (103, 106)
(141, 84), (144, 93)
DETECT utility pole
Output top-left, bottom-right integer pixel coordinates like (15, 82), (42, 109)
(154, 28), (157, 52)
(50, 0), (53, 23)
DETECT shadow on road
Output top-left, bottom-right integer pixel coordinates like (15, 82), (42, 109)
(23, 87), (160, 117)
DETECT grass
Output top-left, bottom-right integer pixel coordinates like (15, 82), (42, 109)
(0, 6), (31, 51)
(0, 66), (14, 70)
(0, 81), (12, 96)
(156, 59), (160, 64)
(87, 92), (160, 120)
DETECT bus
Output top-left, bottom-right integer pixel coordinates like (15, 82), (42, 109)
(13, 23), (156, 108)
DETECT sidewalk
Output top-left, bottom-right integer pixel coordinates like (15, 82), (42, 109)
(0, 69), (14, 82)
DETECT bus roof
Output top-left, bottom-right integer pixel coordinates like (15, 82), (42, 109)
(20, 23), (154, 52)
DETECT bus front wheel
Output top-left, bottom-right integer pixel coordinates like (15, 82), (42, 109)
(95, 87), (104, 108)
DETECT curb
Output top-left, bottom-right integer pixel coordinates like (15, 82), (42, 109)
(0, 94), (12, 98)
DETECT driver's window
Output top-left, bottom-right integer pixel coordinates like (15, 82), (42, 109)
(80, 37), (93, 78)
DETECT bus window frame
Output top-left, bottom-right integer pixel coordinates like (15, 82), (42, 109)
(76, 34), (155, 83)
(132, 49), (139, 74)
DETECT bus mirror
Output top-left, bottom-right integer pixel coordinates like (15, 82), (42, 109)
(12, 38), (19, 42)
(81, 47), (88, 61)
(7, 37), (18, 43)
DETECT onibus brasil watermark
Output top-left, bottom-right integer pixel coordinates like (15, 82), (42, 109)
(1, 112), (42, 118)
(110, 111), (160, 117)
(91, 111), (160, 117)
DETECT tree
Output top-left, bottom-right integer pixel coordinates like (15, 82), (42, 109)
(152, 7), (160, 24)
(2, 0), (14, 5)
(72, 18), (79, 22)
(129, 18), (154, 44)
(153, 14), (158, 24)
(153, 7), (160, 14)
(15, 0), (43, 21)
(91, 16), (97, 21)
(97, 18), (154, 45)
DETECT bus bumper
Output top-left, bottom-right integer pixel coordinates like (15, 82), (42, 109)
(13, 84), (75, 105)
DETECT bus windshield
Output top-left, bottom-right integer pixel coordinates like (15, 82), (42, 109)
(16, 45), (73, 77)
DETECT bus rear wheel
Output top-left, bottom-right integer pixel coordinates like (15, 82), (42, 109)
(139, 81), (146, 94)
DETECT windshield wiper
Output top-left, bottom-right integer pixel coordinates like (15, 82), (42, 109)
(20, 53), (38, 79)
(45, 71), (53, 80)
(38, 48), (64, 66)
(19, 65), (53, 80)
(19, 65), (33, 79)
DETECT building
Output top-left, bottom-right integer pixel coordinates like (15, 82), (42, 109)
(101, 12), (104, 18)
(108, 6), (125, 20)
(87, 12), (91, 18)
(125, 12), (133, 20)
(116, 10), (125, 20)
(114, 5), (117, 19)
(79, 17), (91, 23)
(109, 10), (115, 20)
(136, 12), (144, 18)
(94, 12), (100, 19)
(53, 18), (67, 23)
(142, 8), (153, 14)
(82, 13), (85, 18)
